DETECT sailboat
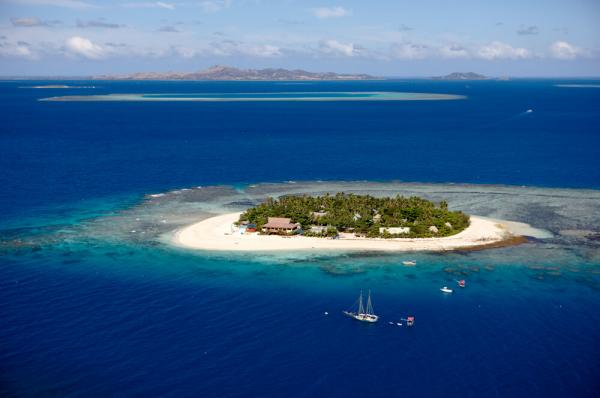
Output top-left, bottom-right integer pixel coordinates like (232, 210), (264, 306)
(343, 290), (379, 323)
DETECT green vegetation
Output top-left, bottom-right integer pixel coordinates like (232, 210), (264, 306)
(238, 193), (470, 238)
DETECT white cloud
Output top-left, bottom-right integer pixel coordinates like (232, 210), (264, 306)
(14, 45), (34, 58)
(174, 47), (197, 58)
(477, 41), (530, 60)
(155, 1), (175, 9)
(11, 17), (62, 27)
(0, 42), (37, 59)
(76, 20), (123, 29)
(66, 36), (105, 59)
(319, 39), (356, 56)
(4, 0), (94, 8)
(550, 41), (586, 60)
(313, 6), (350, 19)
(122, 1), (175, 9)
(199, 0), (231, 12)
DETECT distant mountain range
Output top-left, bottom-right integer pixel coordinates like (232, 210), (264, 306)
(4, 68), (497, 81)
(432, 72), (489, 80)
(94, 65), (377, 81)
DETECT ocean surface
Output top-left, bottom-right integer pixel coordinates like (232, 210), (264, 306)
(1, 80), (599, 397)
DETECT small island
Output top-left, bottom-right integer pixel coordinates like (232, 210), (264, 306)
(40, 92), (465, 102)
(237, 193), (470, 238)
(432, 72), (489, 80)
(173, 193), (525, 252)
(22, 85), (95, 89)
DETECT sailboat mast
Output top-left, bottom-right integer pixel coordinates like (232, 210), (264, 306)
(366, 290), (373, 315)
(358, 290), (364, 314)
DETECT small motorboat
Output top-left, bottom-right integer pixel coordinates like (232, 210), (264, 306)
(402, 260), (416, 266)
(406, 316), (415, 327)
(457, 279), (466, 288)
(440, 286), (453, 294)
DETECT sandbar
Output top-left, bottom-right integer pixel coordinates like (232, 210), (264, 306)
(39, 92), (465, 102)
(555, 84), (600, 88)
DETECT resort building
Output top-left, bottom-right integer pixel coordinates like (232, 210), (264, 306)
(262, 217), (300, 234)
(311, 211), (328, 219)
(379, 227), (410, 234)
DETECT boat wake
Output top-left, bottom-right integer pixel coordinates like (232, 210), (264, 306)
(507, 109), (534, 121)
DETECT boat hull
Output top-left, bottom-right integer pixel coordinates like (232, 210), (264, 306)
(343, 311), (379, 323)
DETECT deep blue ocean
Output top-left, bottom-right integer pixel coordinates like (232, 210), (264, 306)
(1, 80), (599, 397)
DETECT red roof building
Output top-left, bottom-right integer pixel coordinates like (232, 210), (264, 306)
(262, 217), (300, 234)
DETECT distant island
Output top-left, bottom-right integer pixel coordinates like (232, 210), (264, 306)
(21, 85), (96, 89)
(237, 193), (470, 238)
(5, 68), (500, 82)
(94, 65), (376, 81)
(432, 72), (489, 80)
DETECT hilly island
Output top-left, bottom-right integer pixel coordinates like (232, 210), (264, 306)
(94, 65), (376, 81)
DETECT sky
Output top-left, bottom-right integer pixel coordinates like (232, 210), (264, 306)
(0, 0), (599, 77)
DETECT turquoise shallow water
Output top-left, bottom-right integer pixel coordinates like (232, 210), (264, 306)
(40, 91), (464, 102)
(1, 181), (599, 397)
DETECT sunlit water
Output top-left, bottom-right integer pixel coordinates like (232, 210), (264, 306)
(1, 80), (599, 397)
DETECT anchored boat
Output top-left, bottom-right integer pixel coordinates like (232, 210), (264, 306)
(343, 290), (379, 323)
(397, 316), (415, 327)
(440, 286), (453, 293)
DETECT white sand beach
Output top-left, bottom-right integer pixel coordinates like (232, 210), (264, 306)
(173, 212), (530, 252)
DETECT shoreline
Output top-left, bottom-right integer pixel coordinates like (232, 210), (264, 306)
(172, 212), (528, 252)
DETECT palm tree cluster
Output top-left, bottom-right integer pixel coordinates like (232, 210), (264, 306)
(238, 193), (470, 238)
